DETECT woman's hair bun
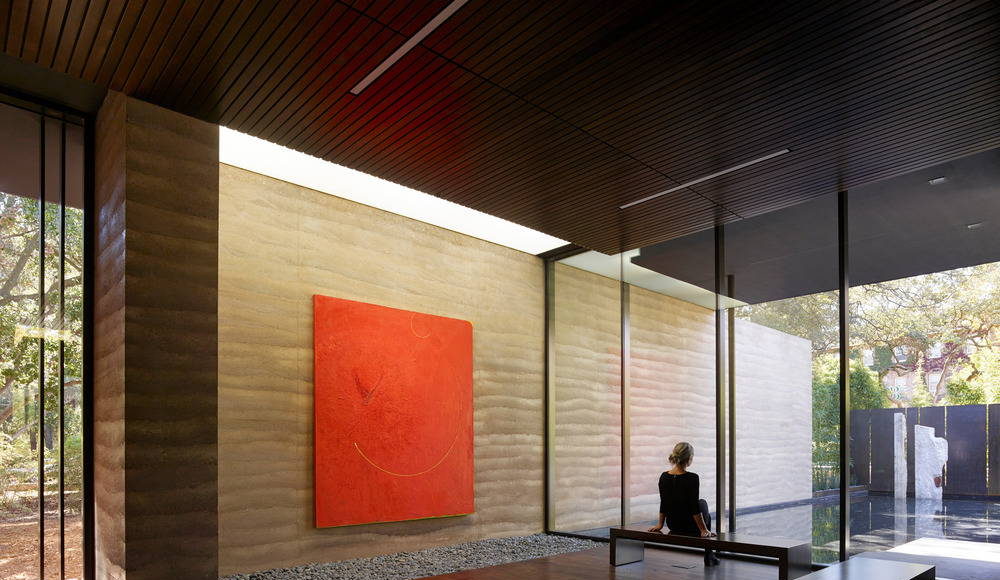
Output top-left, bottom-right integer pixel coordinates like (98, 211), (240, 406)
(669, 441), (694, 466)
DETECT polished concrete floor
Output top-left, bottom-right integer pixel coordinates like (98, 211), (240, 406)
(564, 494), (1000, 564)
(427, 540), (1000, 580)
(429, 546), (779, 580)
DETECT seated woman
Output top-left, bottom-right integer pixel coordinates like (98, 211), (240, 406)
(647, 441), (720, 566)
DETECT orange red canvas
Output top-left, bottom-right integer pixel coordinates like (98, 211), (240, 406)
(313, 295), (474, 527)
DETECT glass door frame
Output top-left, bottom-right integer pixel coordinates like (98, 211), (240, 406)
(0, 87), (94, 580)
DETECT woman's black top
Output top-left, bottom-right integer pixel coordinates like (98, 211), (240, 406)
(658, 471), (700, 534)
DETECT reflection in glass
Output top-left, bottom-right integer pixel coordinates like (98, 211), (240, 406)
(551, 260), (622, 535)
(625, 258), (717, 529)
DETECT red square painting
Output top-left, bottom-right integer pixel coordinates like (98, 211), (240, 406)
(313, 295), (474, 528)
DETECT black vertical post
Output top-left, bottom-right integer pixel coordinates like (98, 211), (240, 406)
(82, 114), (95, 580)
(727, 274), (736, 533)
(714, 225), (726, 530)
(543, 259), (555, 532)
(38, 115), (47, 580)
(838, 190), (851, 560)
(620, 266), (631, 527)
(58, 120), (67, 580)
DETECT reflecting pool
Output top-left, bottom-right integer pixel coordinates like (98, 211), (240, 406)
(569, 493), (1000, 565)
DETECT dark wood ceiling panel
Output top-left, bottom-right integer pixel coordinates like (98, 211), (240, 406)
(82, 0), (131, 83)
(219, 2), (356, 128)
(600, 4), (996, 183)
(19, 0), (53, 62)
(121, 0), (205, 94)
(166, 0), (285, 112)
(4, 0), (30, 56)
(261, 24), (401, 143)
(142, 0), (242, 97)
(295, 46), (448, 153)
(186, 0), (314, 120)
(2, 0), (997, 253)
(35, 0), (72, 67)
(46, 0), (88, 71)
(373, 0), (454, 38)
(72, 0), (122, 80)
(237, 9), (372, 133)
(206, 0), (325, 123)
(96, 0), (177, 88)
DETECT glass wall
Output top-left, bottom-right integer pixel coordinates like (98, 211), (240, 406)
(546, 147), (1000, 565)
(626, 273), (717, 530)
(846, 148), (1000, 558)
(0, 98), (86, 580)
(722, 194), (842, 563)
(551, 259), (622, 535)
(550, 242), (723, 537)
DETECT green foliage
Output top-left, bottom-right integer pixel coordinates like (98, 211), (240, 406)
(849, 359), (889, 410)
(740, 291), (840, 351)
(948, 347), (1000, 404)
(909, 382), (934, 407)
(747, 262), (1000, 407)
(0, 433), (34, 514)
(872, 346), (895, 374)
(811, 355), (887, 466)
(945, 378), (985, 405)
(2, 193), (85, 516)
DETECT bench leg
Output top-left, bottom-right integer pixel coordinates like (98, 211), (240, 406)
(780, 543), (812, 580)
(610, 537), (644, 566)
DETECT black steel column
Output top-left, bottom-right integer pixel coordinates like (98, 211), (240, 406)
(620, 270), (631, 527)
(38, 114), (47, 580)
(543, 259), (555, 532)
(58, 120), (67, 580)
(82, 113), (95, 580)
(727, 274), (736, 533)
(714, 225), (726, 530)
(838, 190), (851, 560)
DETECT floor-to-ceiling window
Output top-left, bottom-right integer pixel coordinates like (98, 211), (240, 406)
(846, 148), (1000, 561)
(549, 256), (622, 536)
(544, 148), (1000, 568)
(720, 194), (843, 563)
(0, 95), (86, 580)
(549, 242), (723, 538)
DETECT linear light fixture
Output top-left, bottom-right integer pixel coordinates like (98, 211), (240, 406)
(350, 0), (469, 95)
(619, 149), (791, 209)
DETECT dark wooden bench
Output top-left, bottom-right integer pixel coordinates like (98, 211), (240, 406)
(799, 557), (934, 579)
(609, 525), (812, 580)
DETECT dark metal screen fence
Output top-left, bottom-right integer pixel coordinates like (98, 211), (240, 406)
(851, 404), (998, 497)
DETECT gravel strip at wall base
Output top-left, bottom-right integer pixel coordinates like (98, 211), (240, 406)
(222, 534), (603, 580)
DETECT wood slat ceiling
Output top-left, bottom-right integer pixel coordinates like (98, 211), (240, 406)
(3, 0), (998, 254)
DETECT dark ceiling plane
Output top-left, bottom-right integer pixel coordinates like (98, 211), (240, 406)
(635, 148), (1000, 305)
(3, 0), (998, 254)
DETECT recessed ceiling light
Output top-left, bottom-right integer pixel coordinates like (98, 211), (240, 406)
(350, 0), (469, 95)
(928, 177), (948, 185)
(967, 222), (984, 230)
(619, 149), (790, 209)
